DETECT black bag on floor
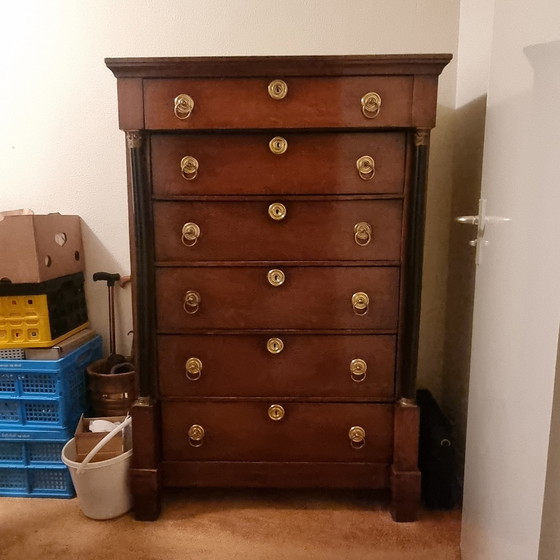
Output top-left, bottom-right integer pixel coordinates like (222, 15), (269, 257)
(417, 389), (459, 509)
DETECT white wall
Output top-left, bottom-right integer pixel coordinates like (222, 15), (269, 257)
(0, 0), (459, 392)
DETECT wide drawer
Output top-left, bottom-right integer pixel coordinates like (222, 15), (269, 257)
(156, 266), (400, 331)
(161, 401), (394, 463)
(150, 132), (406, 196)
(158, 334), (396, 399)
(144, 76), (414, 130)
(154, 200), (402, 263)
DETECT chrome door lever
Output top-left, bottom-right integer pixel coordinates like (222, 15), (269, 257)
(456, 199), (511, 265)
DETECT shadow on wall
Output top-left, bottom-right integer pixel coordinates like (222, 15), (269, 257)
(80, 220), (133, 358)
(441, 94), (488, 477)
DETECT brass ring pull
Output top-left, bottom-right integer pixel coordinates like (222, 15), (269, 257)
(267, 337), (284, 354)
(268, 202), (287, 221)
(268, 79), (288, 100)
(181, 222), (201, 247)
(180, 156), (199, 180)
(183, 290), (201, 314)
(174, 94), (195, 120)
(352, 292), (369, 316)
(185, 357), (203, 381)
(350, 359), (367, 383)
(268, 404), (285, 421)
(356, 156), (375, 181)
(354, 222), (373, 246)
(267, 269), (285, 287)
(187, 424), (205, 447)
(269, 136), (288, 155)
(348, 426), (366, 449)
(360, 92), (381, 119)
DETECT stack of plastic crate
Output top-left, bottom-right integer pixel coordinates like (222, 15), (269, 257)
(0, 212), (102, 498)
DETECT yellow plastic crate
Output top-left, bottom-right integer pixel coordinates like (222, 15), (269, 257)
(0, 273), (88, 348)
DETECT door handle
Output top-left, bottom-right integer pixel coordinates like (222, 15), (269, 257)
(456, 199), (510, 265)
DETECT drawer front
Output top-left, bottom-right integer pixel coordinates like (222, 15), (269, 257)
(156, 266), (400, 331)
(158, 334), (396, 399)
(154, 200), (402, 263)
(162, 401), (394, 463)
(144, 76), (413, 130)
(151, 132), (406, 196)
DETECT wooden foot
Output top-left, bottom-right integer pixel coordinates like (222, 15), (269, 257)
(130, 398), (161, 521)
(131, 468), (161, 520)
(390, 399), (421, 522)
(390, 466), (421, 521)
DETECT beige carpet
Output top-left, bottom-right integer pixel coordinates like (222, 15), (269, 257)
(0, 489), (461, 560)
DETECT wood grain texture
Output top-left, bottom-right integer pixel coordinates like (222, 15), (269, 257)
(144, 76), (414, 129)
(161, 401), (394, 463)
(157, 333), (396, 399)
(153, 199), (403, 262)
(116, 78), (144, 130)
(106, 54), (452, 79)
(150, 132), (406, 196)
(161, 461), (390, 488)
(156, 266), (400, 330)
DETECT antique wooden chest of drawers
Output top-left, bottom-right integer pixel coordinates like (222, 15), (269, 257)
(106, 55), (451, 521)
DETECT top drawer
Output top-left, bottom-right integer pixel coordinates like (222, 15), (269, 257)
(144, 76), (414, 130)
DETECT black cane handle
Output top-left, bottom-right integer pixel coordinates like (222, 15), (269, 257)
(93, 272), (121, 287)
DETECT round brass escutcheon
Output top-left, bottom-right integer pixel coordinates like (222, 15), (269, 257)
(181, 222), (201, 247)
(268, 202), (287, 221)
(180, 156), (199, 180)
(187, 424), (205, 447)
(352, 292), (370, 316)
(268, 79), (288, 100)
(356, 155), (375, 181)
(354, 222), (373, 246)
(183, 290), (201, 314)
(267, 337), (284, 354)
(269, 136), (288, 155)
(174, 93), (195, 119)
(350, 358), (367, 383)
(360, 91), (382, 119)
(267, 269), (285, 287)
(185, 357), (203, 381)
(268, 404), (285, 421)
(348, 426), (366, 449)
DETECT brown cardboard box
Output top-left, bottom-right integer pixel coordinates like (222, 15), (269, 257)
(74, 414), (130, 463)
(0, 212), (84, 283)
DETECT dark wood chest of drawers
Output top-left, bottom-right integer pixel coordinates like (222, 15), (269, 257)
(106, 55), (451, 521)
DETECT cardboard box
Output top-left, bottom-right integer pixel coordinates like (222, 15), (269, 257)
(0, 212), (84, 284)
(74, 414), (131, 463)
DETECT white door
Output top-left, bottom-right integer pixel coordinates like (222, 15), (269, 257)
(460, 2), (560, 559)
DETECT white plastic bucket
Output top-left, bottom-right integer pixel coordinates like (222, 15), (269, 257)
(61, 416), (133, 520)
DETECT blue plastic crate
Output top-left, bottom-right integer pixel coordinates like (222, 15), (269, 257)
(0, 336), (101, 430)
(0, 439), (66, 467)
(0, 425), (76, 441)
(0, 464), (74, 498)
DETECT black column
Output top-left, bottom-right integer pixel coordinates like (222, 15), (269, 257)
(401, 129), (430, 400)
(126, 131), (156, 399)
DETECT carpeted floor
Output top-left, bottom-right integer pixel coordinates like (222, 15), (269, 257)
(0, 489), (461, 560)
